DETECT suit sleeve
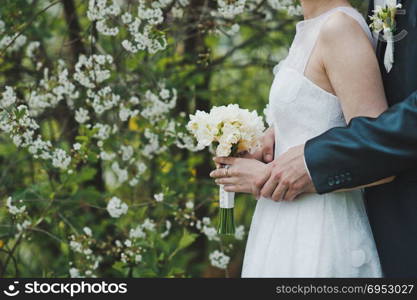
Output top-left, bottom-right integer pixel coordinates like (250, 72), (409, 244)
(305, 91), (417, 194)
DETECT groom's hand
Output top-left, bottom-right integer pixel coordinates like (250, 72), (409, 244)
(260, 144), (316, 201)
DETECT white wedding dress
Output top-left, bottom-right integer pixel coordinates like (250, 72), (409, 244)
(241, 7), (382, 277)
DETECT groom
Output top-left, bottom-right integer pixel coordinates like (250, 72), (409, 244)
(259, 0), (417, 277)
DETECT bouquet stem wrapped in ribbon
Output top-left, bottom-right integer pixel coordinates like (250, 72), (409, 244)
(218, 167), (235, 234)
(187, 104), (265, 235)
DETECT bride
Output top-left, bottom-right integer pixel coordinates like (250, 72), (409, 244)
(210, 0), (393, 277)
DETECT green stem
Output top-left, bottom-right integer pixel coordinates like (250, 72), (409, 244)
(217, 208), (235, 235)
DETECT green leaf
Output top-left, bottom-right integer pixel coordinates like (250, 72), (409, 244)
(178, 229), (198, 250)
(74, 167), (97, 183)
(168, 229), (197, 261)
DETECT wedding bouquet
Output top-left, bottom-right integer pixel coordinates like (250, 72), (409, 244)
(187, 104), (265, 234)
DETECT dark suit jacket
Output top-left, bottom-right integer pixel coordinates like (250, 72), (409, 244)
(304, 0), (417, 277)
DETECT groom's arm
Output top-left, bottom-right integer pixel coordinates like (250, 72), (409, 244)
(306, 90), (417, 194)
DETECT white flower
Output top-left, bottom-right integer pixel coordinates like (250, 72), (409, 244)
(17, 220), (31, 232)
(202, 225), (219, 241)
(70, 240), (83, 252)
(216, 0), (246, 19)
(121, 4), (167, 54)
(93, 123), (111, 140)
(234, 225), (245, 240)
(185, 201), (194, 209)
(187, 104), (265, 157)
(142, 218), (156, 231)
(154, 193), (164, 202)
(267, 0), (303, 16)
(51, 149), (71, 169)
(100, 151), (116, 160)
(141, 87), (177, 122)
(69, 268), (81, 278)
(6, 197), (26, 215)
(106, 196), (128, 218)
(83, 227), (92, 236)
(111, 162), (128, 184)
(121, 12), (133, 24)
(120, 145), (134, 161)
(74, 54), (112, 88)
(26, 41), (40, 58)
(87, 0), (120, 36)
(1, 86), (17, 108)
(0, 33), (27, 53)
(129, 225), (146, 239)
(135, 254), (142, 263)
(129, 96), (140, 105)
(75, 108), (90, 124)
(209, 250), (230, 269)
(73, 143), (82, 150)
(161, 220), (171, 238)
(129, 178), (139, 186)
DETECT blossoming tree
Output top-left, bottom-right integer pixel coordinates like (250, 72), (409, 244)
(0, 0), (304, 277)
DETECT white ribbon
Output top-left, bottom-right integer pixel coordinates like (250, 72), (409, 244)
(219, 165), (235, 209)
(219, 185), (235, 209)
(383, 29), (394, 73)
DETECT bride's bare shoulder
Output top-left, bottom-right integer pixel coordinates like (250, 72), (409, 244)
(319, 11), (371, 47)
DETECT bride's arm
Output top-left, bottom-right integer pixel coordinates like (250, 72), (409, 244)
(319, 12), (395, 189)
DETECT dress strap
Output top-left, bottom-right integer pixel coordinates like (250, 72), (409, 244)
(295, 6), (376, 74)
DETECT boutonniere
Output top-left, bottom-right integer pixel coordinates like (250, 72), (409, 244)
(369, 0), (402, 73)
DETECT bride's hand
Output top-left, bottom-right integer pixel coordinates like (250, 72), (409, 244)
(240, 127), (275, 162)
(216, 127), (275, 163)
(209, 157), (272, 198)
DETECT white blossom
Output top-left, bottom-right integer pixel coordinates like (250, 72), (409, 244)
(111, 162), (128, 184)
(100, 151), (116, 160)
(0, 33), (27, 53)
(51, 149), (71, 170)
(6, 197), (26, 215)
(187, 104), (265, 157)
(135, 254), (142, 263)
(16, 220), (31, 232)
(75, 108), (90, 124)
(120, 145), (134, 161)
(69, 268), (81, 278)
(26, 41), (40, 58)
(93, 123), (111, 140)
(87, 0), (120, 36)
(1, 86), (17, 108)
(74, 54), (113, 88)
(161, 220), (171, 238)
(216, 0), (246, 19)
(129, 225), (146, 239)
(234, 225), (245, 240)
(202, 225), (219, 241)
(73, 143), (82, 151)
(70, 240), (83, 253)
(209, 250), (230, 269)
(83, 227), (93, 237)
(153, 193), (164, 202)
(142, 218), (156, 231)
(106, 196), (128, 218)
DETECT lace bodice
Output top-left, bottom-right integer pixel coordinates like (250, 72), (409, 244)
(265, 7), (375, 156)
